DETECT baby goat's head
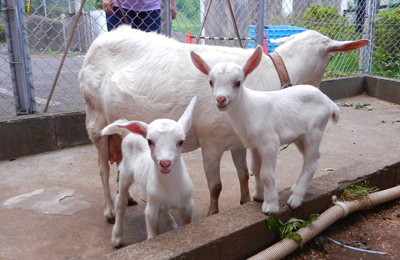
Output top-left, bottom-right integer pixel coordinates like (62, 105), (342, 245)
(190, 46), (263, 110)
(115, 97), (196, 174)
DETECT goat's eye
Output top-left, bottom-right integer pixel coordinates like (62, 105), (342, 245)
(235, 81), (241, 87)
(178, 140), (184, 146)
(209, 80), (213, 87)
(147, 139), (153, 146)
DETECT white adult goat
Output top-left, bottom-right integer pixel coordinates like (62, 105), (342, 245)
(101, 97), (196, 247)
(79, 25), (368, 221)
(190, 46), (340, 213)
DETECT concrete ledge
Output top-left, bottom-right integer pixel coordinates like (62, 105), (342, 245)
(0, 111), (90, 160)
(320, 75), (366, 100)
(365, 76), (400, 104)
(102, 159), (400, 260)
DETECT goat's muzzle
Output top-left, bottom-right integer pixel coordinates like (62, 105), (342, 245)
(159, 160), (172, 174)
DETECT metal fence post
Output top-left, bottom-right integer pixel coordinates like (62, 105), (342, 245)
(255, 0), (265, 48)
(161, 0), (172, 37)
(2, 0), (35, 115)
(363, 0), (377, 75)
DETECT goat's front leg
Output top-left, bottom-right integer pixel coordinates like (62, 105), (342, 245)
(178, 198), (194, 226)
(201, 144), (223, 216)
(250, 148), (264, 202)
(231, 149), (251, 205)
(288, 136), (321, 208)
(111, 172), (133, 248)
(259, 147), (280, 214)
(145, 198), (161, 239)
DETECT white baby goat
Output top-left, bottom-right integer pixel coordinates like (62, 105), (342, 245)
(191, 46), (340, 213)
(101, 97), (196, 247)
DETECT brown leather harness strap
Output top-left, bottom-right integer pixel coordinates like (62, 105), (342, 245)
(267, 52), (293, 89)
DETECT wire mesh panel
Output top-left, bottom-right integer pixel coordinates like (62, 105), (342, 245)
(0, 0), (399, 120)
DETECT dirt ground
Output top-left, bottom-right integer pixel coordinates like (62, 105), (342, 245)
(284, 197), (400, 260)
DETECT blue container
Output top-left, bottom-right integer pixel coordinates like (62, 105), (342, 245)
(248, 25), (307, 53)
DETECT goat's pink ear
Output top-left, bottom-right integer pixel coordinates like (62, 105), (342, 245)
(117, 121), (148, 138)
(190, 51), (210, 75)
(243, 45), (263, 78)
(328, 39), (369, 53)
(178, 96), (196, 134)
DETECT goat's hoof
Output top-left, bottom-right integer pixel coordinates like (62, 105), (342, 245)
(105, 211), (116, 224)
(207, 208), (218, 216)
(287, 195), (303, 208)
(111, 238), (122, 248)
(251, 192), (264, 202)
(262, 202), (279, 214)
(240, 196), (251, 205)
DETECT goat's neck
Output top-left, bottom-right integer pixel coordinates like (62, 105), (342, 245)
(225, 87), (265, 148)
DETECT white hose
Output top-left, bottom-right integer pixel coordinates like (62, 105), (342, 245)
(248, 185), (400, 260)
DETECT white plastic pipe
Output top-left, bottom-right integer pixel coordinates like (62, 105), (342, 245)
(248, 185), (400, 260)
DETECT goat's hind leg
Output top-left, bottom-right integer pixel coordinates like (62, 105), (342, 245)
(250, 148), (264, 202)
(231, 149), (251, 205)
(86, 113), (116, 222)
(288, 136), (321, 208)
(96, 135), (116, 222)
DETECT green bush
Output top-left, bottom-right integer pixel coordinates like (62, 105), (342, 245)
(372, 8), (400, 78)
(0, 24), (5, 43)
(300, 4), (363, 78)
(299, 4), (354, 40)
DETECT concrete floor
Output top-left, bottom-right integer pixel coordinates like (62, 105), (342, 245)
(1, 94), (400, 259)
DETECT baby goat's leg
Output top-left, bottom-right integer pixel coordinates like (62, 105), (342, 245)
(111, 172), (133, 248)
(178, 199), (194, 226)
(250, 148), (264, 202)
(160, 210), (178, 230)
(288, 133), (322, 208)
(116, 166), (138, 206)
(290, 139), (306, 192)
(259, 147), (280, 214)
(231, 149), (251, 205)
(145, 199), (161, 239)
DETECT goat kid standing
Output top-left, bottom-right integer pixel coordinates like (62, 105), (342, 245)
(101, 97), (196, 247)
(190, 47), (339, 214)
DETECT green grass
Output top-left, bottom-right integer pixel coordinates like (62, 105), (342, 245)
(343, 181), (379, 204)
(172, 11), (200, 35)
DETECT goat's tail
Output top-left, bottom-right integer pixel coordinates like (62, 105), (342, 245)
(101, 119), (130, 137)
(330, 102), (340, 125)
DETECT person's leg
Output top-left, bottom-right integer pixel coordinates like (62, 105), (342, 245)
(136, 9), (161, 33)
(106, 6), (134, 31)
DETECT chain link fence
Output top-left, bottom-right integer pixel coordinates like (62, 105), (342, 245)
(0, 0), (399, 120)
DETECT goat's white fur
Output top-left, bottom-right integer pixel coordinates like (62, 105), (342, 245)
(79, 25), (368, 220)
(190, 46), (340, 213)
(101, 97), (196, 247)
